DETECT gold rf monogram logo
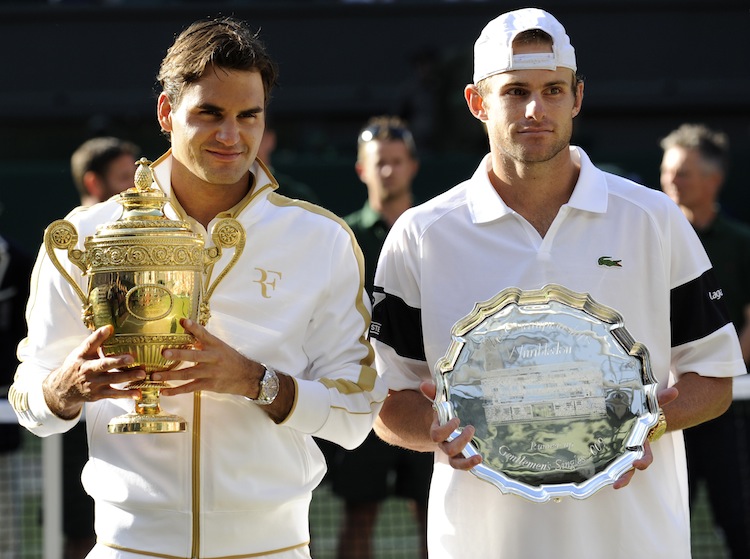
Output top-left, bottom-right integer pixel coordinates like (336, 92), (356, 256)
(254, 268), (282, 298)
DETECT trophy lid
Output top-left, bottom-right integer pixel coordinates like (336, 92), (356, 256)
(92, 158), (195, 239)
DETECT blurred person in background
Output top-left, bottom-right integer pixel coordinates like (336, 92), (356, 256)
(325, 116), (429, 559)
(660, 123), (750, 558)
(346, 115), (419, 294)
(70, 137), (140, 207)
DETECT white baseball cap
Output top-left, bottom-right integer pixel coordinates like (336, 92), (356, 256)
(472, 7), (577, 84)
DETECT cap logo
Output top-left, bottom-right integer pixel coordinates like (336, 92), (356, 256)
(510, 53), (557, 71)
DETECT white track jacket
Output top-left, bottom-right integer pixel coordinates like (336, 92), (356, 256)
(11, 152), (386, 558)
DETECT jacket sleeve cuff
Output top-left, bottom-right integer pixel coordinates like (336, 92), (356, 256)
(279, 377), (329, 434)
(24, 383), (81, 436)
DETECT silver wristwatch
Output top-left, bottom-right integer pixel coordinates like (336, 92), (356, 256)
(249, 364), (280, 406)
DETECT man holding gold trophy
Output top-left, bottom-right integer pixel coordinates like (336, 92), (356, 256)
(10, 17), (385, 559)
(370, 8), (745, 559)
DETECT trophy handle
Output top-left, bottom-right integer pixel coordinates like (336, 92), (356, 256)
(201, 218), (246, 324)
(43, 220), (89, 309)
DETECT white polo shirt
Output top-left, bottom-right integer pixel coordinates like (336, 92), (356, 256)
(371, 147), (745, 559)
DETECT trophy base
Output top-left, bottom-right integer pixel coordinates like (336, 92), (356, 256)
(107, 412), (187, 434)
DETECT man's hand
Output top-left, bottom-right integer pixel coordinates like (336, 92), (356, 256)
(613, 385), (679, 490)
(153, 319), (264, 398)
(419, 380), (680, 483)
(420, 381), (482, 470)
(153, 319), (294, 423)
(42, 325), (145, 419)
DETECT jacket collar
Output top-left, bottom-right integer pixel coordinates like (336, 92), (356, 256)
(150, 149), (278, 223)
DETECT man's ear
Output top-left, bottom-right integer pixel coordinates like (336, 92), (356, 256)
(354, 161), (366, 184)
(707, 170), (725, 196)
(465, 84), (488, 121)
(82, 170), (103, 200)
(572, 80), (584, 118)
(410, 158), (420, 181)
(157, 92), (174, 133)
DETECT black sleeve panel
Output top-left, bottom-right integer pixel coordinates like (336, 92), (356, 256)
(671, 268), (732, 347)
(370, 289), (426, 361)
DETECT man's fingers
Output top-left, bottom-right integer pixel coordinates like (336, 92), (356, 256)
(432, 417), (482, 470)
(441, 425), (482, 470)
(422, 381), (480, 470)
(612, 468), (636, 490)
(159, 319), (215, 364)
(74, 367), (146, 402)
(90, 380), (143, 401)
(613, 441), (654, 490)
(632, 440), (654, 470)
(98, 354), (136, 372)
(448, 453), (482, 470)
(159, 381), (200, 397)
(430, 415), (457, 443)
(98, 385), (142, 400)
(440, 423), (475, 456)
(158, 348), (200, 367)
(152, 367), (204, 382)
(657, 386), (678, 407)
(78, 325), (114, 358)
(420, 381), (437, 401)
(180, 318), (215, 344)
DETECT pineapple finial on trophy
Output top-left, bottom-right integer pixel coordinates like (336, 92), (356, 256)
(133, 157), (154, 192)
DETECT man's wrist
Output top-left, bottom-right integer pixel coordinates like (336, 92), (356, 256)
(42, 378), (82, 420)
(647, 409), (668, 442)
(246, 364), (280, 406)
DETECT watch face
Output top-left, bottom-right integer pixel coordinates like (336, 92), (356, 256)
(258, 368), (279, 404)
(648, 412), (667, 442)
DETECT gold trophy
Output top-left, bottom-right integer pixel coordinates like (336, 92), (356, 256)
(44, 158), (244, 434)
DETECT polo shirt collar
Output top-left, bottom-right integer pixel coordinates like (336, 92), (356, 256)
(468, 146), (609, 224)
(566, 147), (608, 214)
(467, 154), (512, 224)
(357, 202), (384, 229)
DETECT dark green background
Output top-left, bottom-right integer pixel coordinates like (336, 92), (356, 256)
(1, 0), (748, 255)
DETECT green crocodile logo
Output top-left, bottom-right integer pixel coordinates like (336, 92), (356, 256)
(598, 256), (622, 267)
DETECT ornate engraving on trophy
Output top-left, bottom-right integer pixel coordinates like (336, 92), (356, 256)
(125, 285), (173, 322)
(44, 158), (245, 434)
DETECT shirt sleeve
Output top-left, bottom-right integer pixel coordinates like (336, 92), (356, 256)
(281, 223), (387, 450)
(10, 204), (124, 436)
(370, 218), (432, 392)
(11, 241), (88, 436)
(666, 202), (745, 379)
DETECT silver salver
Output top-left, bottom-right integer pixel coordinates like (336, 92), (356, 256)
(434, 284), (660, 502)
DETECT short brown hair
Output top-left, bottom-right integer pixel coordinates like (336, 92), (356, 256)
(157, 16), (279, 108)
(70, 137), (140, 199)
